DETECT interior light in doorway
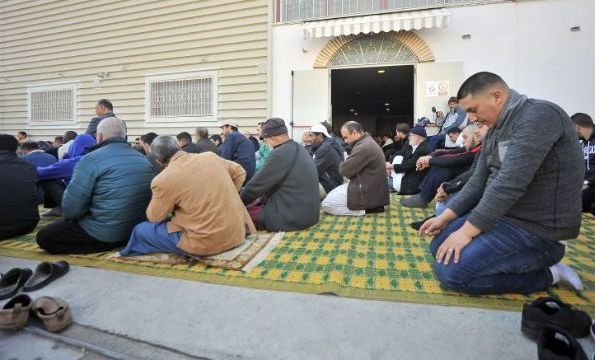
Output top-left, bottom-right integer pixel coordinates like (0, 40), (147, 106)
(350, 108), (355, 112)
(461, 34), (471, 40)
(377, 69), (386, 74)
(386, 108), (390, 112)
(354, 112), (359, 116)
(384, 102), (390, 106)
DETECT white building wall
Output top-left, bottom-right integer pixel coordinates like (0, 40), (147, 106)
(272, 0), (595, 127)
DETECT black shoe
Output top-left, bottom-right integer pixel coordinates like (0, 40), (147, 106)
(537, 326), (588, 360)
(23, 261), (70, 292)
(521, 297), (591, 340)
(410, 215), (435, 231)
(365, 206), (385, 214)
(0, 268), (33, 300)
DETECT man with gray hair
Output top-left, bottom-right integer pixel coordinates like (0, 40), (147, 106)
(195, 127), (218, 154)
(120, 135), (255, 257)
(37, 117), (155, 254)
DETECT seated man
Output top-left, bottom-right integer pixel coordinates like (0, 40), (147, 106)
(36, 134), (96, 217)
(21, 141), (57, 168)
(387, 126), (432, 195)
(85, 99), (115, 137)
(445, 127), (463, 148)
(421, 72), (584, 294)
(0, 135), (39, 240)
(219, 120), (256, 183)
(194, 127), (218, 154)
(309, 123), (344, 197)
(430, 96), (467, 149)
(58, 131), (78, 160)
(255, 122), (271, 171)
(240, 118), (320, 231)
(322, 121), (390, 216)
(121, 136), (256, 257)
(571, 112), (595, 214)
(176, 132), (201, 154)
(140, 132), (163, 174)
(37, 117), (155, 254)
(383, 123), (410, 162)
(401, 124), (482, 208)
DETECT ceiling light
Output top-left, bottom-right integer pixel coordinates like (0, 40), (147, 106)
(386, 108), (390, 111)
(384, 102), (390, 106)
(350, 109), (354, 112)
(354, 112), (359, 116)
(377, 69), (385, 74)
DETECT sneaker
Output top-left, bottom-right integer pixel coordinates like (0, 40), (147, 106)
(410, 215), (435, 231)
(42, 207), (62, 217)
(400, 194), (429, 209)
(521, 297), (591, 340)
(537, 326), (588, 360)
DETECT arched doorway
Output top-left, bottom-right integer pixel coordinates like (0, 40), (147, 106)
(315, 32), (434, 135)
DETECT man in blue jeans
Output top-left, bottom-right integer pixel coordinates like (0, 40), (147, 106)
(420, 72), (584, 295)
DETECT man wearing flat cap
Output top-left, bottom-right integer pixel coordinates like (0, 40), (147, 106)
(219, 120), (256, 183)
(240, 118), (320, 231)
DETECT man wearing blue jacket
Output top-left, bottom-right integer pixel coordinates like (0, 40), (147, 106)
(37, 117), (155, 254)
(219, 120), (256, 184)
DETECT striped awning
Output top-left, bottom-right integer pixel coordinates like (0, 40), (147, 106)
(302, 8), (450, 40)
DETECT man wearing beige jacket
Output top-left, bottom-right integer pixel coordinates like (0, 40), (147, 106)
(120, 135), (256, 257)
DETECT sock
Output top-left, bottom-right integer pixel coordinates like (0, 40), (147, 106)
(549, 263), (583, 291)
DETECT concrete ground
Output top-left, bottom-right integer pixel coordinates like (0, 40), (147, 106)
(1, 257), (593, 360)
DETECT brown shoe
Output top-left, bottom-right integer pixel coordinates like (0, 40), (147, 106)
(0, 294), (32, 331)
(32, 296), (72, 333)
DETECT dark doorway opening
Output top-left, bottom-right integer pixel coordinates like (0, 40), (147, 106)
(331, 65), (414, 137)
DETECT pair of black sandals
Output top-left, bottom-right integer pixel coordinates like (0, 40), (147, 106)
(0, 261), (69, 300)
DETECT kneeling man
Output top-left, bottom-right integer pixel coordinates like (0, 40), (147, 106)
(322, 121), (390, 215)
(121, 136), (256, 257)
(240, 118), (319, 231)
(421, 72), (584, 294)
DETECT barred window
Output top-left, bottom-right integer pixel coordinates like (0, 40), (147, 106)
(28, 84), (77, 124)
(146, 71), (217, 122)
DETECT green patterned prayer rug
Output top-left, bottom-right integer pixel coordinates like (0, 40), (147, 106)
(1, 196), (593, 315)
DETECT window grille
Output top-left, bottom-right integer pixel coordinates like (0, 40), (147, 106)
(28, 85), (77, 124)
(148, 75), (215, 119)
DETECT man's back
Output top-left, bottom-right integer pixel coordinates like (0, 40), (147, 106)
(313, 138), (343, 193)
(23, 151), (57, 168)
(196, 138), (218, 154)
(149, 152), (254, 255)
(0, 151), (39, 230)
(219, 131), (256, 181)
(62, 140), (154, 243)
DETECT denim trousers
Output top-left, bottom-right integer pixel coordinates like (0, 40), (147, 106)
(429, 214), (565, 295)
(120, 221), (186, 257)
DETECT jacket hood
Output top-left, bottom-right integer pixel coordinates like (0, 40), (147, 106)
(68, 134), (96, 158)
(495, 89), (527, 130)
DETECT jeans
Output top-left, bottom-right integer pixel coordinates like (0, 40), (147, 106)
(120, 221), (185, 256)
(434, 193), (457, 216)
(37, 220), (125, 254)
(429, 215), (565, 295)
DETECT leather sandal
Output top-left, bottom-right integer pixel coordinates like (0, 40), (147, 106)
(32, 296), (72, 333)
(0, 268), (32, 300)
(0, 294), (32, 331)
(23, 261), (69, 292)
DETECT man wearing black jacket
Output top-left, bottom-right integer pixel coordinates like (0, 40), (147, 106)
(572, 112), (595, 214)
(0, 134), (39, 240)
(85, 99), (115, 137)
(386, 126), (432, 195)
(310, 124), (343, 196)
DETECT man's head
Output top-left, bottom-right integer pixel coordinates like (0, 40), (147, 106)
(395, 123), (410, 141)
(64, 131), (77, 143)
(310, 123), (331, 146)
(176, 132), (192, 148)
(256, 122), (265, 140)
(340, 121), (364, 145)
(16, 131), (27, 141)
(151, 135), (179, 167)
(95, 99), (113, 116)
(140, 132), (158, 154)
(408, 126), (427, 146)
(133, 137), (141, 149)
(0, 134), (19, 153)
(459, 124), (482, 149)
(457, 72), (510, 128)
(571, 113), (593, 140)
(53, 136), (64, 148)
(219, 120), (238, 135)
(302, 132), (313, 145)
(96, 117), (127, 144)
(447, 96), (459, 111)
(195, 127), (209, 141)
(261, 118), (289, 147)
(19, 141), (39, 154)
(446, 127), (462, 143)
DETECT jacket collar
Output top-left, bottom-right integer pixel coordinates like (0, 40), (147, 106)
(495, 89), (527, 130)
(87, 137), (128, 153)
